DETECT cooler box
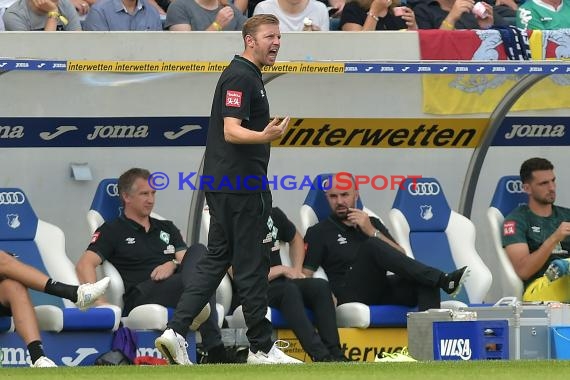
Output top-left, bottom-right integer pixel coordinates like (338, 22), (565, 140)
(407, 309), (476, 360)
(432, 320), (509, 360)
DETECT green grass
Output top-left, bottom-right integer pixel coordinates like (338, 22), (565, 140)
(2, 361), (570, 380)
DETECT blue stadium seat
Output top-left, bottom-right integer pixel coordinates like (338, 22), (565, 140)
(487, 175), (526, 298)
(0, 188), (121, 333)
(389, 177), (493, 304)
(300, 174), (416, 328)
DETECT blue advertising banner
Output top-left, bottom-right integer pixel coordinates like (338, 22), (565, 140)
(492, 117), (569, 146)
(0, 117), (209, 147)
(0, 330), (196, 367)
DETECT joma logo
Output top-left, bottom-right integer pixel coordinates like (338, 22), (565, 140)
(87, 125), (149, 140)
(504, 124), (565, 139)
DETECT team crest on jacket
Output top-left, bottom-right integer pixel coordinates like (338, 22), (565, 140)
(160, 231), (170, 244)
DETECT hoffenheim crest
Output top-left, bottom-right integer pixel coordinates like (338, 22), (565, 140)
(420, 205), (433, 221)
(7, 214), (20, 229)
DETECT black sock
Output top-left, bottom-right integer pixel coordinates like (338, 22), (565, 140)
(28, 340), (45, 364)
(44, 279), (79, 302)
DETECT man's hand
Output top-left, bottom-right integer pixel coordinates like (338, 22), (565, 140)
(215, 6), (234, 28)
(70, 0), (89, 15)
(262, 116), (290, 142)
(346, 208), (375, 235)
(150, 261), (177, 281)
(553, 222), (570, 243)
(448, 0), (474, 22)
(475, 2), (494, 29)
(283, 266), (306, 280)
(31, 0), (58, 13)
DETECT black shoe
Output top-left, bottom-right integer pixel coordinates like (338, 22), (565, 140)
(440, 266), (469, 297)
(203, 344), (230, 364)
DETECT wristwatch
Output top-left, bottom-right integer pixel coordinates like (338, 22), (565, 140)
(373, 229), (380, 238)
(172, 259), (180, 267)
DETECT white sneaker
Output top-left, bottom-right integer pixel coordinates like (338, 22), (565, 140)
(76, 277), (111, 311)
(189, 303), (211, 331)
(31, 356), (57, 367)
(375, 347), (417, 363)
(247, 340), (303, 364)
(155, 328), (193, 365)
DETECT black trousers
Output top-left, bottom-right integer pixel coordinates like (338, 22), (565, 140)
(338, 238), (442, 311)
(168, 192), (274, 353)
(123, 244), (222, 351)
(268, 277), (343, 361)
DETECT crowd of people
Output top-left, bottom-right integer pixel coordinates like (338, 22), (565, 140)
(1, 0), (568, 31)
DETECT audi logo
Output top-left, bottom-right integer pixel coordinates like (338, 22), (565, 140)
(408, 182), (441, 196)
(505, 180), (524, 194)
(106, 184), (119, 197)
(0, 191), (26, 205)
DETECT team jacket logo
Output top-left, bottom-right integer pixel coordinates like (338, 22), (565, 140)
(408, 182), (440, 196)
(420, 205), (433, 221)
(159, 231), (170, 244)
(225, 90), (242, 108)
(439, 338), (472, 360)
(7, 214), (20, 229)
(505, 180), (524, 194)
(337, 234), (347, 245)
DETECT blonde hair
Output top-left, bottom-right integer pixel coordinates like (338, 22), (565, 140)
(242, 14), (279, 39)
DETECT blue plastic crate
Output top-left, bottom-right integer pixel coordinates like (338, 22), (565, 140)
(433, 320), (509, 361)
(551, 326), (570, 359)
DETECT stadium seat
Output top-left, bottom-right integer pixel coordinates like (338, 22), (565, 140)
(300, 174), (417, 328)
(0, 188), (121, 333)
(87, 179), (223, 329)
(389, 177), (493, 304)
(486, 175), (526, 299)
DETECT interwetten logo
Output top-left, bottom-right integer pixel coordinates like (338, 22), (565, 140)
(148, 172), (422, 191)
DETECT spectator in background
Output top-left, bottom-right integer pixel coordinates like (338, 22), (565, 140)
(165, 0), (246, 31)
(82, 0), (163, 30)
(340, 0), (417, 30)
(3, 0), (82, 30)
(413, 0), (506, 29)
(516, 0), (570, 29)
(253, 0), (330, 31)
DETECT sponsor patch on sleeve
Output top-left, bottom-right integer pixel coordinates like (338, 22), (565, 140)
(225, 90), (242, 108)
(503, 221), (516, 236)
(90, 231), (100, 244)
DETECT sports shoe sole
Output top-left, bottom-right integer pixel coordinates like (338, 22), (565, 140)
(155, 336), (178, 365)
